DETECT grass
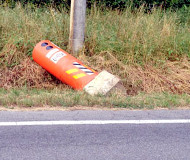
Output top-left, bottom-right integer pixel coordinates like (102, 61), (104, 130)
(0, 88), (190, 109)
(86, 7), (190, 63)
(0, 4), (190, 108)
(0, 4), (189, 66)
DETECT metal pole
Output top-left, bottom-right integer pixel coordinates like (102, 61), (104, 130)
(69, 0), (86, 56)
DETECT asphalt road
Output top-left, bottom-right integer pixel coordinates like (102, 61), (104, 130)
(0, 110), (190, 160)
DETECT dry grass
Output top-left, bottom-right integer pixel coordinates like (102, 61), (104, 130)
(82, 53), (190, 95)
(0, 58), (67, 89)
(125, 59), (190, 94)
(1, 54), (190, 95)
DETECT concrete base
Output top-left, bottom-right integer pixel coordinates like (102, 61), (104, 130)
(83, 70), (120, 95)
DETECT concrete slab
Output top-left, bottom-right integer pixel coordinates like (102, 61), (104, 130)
(83, 70), (120, 95)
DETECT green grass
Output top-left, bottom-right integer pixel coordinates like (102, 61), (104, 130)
(87, 7), (190, 63)
(0, 4), (189, 67)
(0, 88), (190, 109)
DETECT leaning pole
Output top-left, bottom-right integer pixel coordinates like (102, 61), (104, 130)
(69, 0), (86, 56)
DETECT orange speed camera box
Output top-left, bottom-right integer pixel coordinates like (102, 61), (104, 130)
(32, 40), (98, 90)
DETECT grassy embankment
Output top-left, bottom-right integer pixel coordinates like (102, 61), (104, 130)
(0, 4), (190, 108)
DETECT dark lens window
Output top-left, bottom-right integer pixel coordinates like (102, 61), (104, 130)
(46, 46), (53, 50)
(41, 42), (48, 47)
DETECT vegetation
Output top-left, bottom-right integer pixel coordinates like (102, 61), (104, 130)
(0, 88), (190, 109)
(0, 2), (190, 108)
(1, 0), (190, 10)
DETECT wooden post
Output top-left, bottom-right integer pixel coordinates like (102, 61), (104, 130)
(69, 0), (86, 56)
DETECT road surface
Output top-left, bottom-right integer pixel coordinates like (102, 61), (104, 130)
(0, 110), (190, 160)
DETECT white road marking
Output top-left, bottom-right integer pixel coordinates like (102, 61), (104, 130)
(0, 119), (190, 126)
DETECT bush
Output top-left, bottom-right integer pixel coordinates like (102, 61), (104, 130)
(0, 0), (70, 8)
(1, 0), (190, 10)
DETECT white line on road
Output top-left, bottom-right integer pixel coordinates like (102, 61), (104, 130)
(0, 119), (190, 126)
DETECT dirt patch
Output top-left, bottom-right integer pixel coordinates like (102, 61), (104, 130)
(0, 105), (130, 111)
(1, 105), (190, 111)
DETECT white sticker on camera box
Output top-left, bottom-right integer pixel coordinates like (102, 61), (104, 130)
(50, 51), (66, 63)
(46, 48), (59, 58)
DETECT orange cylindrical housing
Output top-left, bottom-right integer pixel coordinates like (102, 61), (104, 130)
(32, 40), (98, 90)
